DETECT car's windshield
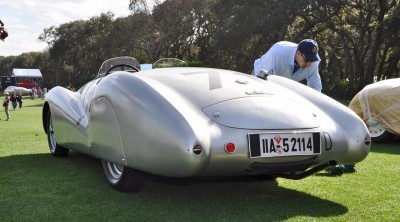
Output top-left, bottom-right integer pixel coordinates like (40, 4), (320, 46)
(153, 58), (188, 68)
(96, 57), (188, 79)
(97, 56), (140, 78)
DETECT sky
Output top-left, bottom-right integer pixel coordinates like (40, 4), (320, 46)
(0, 0), (153, 57)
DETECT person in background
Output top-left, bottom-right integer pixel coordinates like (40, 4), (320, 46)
(3, 92), (10, 120)
(38, 86), (43, 98)
(42, 88), (48, 98)
(16, 93), (23, 109)
(34, 87), (38, 99)
(10, 93), (17, 110)
(30, 88), (34, 99)
(253, 39), (322, 92)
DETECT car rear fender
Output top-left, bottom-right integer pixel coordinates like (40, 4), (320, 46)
(88, 96), (126, 166)
(91, 72), (211, 176)
(270, 76), (370, 162)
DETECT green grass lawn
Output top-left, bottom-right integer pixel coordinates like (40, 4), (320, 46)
(0, 97), (399, 222)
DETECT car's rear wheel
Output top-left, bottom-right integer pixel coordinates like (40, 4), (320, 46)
(46, 110), (69, 157)
(368, 122), (395, 143)
(101, 160), (145, 192)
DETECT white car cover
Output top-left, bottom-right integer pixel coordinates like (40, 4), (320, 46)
(349, 78), (400, 135)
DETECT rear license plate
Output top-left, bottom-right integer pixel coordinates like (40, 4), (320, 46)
(248, 132), (321, 158)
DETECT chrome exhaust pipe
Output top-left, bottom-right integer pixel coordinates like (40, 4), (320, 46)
(278, 160), (337, 180)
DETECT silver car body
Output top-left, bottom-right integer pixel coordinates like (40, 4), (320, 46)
(42, 57), (370, 179)
(4, 86), (31, 95)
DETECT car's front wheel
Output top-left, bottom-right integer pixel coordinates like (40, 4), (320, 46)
(46, 110), (69, 157)
(368, 122), (395, 143)
(101, 160), (145, 192)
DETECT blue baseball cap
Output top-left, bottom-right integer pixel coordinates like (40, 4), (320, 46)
(297, 39), (320, 62)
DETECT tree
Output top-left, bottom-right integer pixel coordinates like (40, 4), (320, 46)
(312, 0), (400, 97)
(125, 0), (207, 62)
(196, 0), (311, 71)
(39, 13), (116, 87)
(0, 0), (394, 100)
(0, 56), (17, 76)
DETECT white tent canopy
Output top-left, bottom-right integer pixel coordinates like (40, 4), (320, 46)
(11, 68), (42, 78)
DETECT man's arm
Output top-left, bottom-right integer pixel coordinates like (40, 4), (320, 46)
(253, 51), (275, 78)
(306, 62), (322, 92)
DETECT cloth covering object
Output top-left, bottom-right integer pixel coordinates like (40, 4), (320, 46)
(349, 78), (400, 135)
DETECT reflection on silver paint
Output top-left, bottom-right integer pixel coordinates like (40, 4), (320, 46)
(235, 79), (248, 84)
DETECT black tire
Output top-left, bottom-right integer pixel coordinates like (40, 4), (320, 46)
(101, 160), (145, 192)
(368, 123), (395, 143)
(46, 110), (70, 157)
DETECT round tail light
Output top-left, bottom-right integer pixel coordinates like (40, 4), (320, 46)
(193, 145), (202, 155)
(225, 143), (236, 153)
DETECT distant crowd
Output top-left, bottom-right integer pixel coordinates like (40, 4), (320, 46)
(2, 92), (22, 121)
(30, 86), (48, 99)
(2, 86), (48, 121)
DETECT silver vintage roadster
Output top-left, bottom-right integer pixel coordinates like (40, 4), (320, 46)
(42, 56), (371, 192)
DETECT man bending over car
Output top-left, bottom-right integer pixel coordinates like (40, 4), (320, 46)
(253, 39), (322, 92)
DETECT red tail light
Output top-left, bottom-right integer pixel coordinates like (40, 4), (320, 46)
(225, 143), (236, 153)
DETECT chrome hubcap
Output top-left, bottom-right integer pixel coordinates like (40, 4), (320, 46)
(369, 123), (386, 137)
(106, 162), (123, 179)
(49, 118), (57, 151)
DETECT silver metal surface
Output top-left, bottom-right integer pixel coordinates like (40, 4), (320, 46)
(42, 57), (371, 178)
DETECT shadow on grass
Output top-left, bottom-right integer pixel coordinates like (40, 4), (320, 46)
(370, 139), (400, 155)
(0, 152), (347, 221)
(23, 102), (44, 108)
